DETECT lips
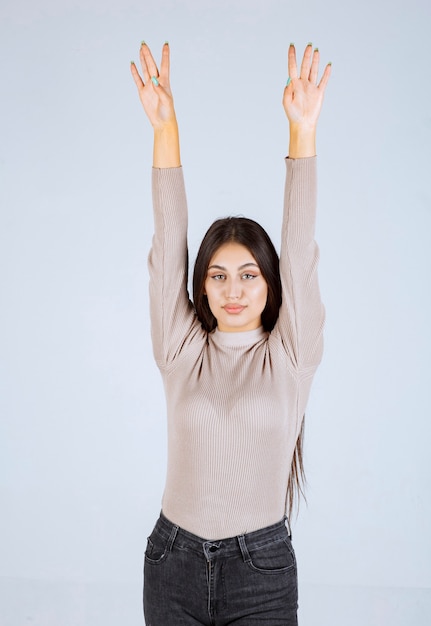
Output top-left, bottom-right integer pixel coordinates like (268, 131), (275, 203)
(223, 305), (246, 314)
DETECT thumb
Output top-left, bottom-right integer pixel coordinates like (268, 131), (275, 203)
(284, 76), (293, 97)
(282, 78), (293, 109)
(151, 76), (172, 102)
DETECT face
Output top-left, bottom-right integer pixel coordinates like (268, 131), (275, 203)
(204, 242), (268, 333)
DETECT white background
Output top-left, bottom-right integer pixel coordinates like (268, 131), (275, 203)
(1, 0), (430, 624)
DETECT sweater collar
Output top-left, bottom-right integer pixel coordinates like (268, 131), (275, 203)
(211, 325), (267, 347)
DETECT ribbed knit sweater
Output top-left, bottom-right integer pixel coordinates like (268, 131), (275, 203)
(148, 156), (324, 540)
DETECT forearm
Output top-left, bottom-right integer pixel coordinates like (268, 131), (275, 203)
(153, 121), (181, 168)
(278, 156), (324, 370)
(288, 125), (316, 159)
(149, 167), (195, 367)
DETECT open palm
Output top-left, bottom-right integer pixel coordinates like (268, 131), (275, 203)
(283, 44), (331, 129)
(131, 43), (176, 130)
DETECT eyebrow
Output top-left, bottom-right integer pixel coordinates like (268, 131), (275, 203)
(207, 262), (260, 271)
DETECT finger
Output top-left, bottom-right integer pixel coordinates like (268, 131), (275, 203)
(140, 42), (159, 81)
(318, 62), (332, 92)
(300, 43), (313, 80)
(139, 43), (150, 83)
(309, 48), (319, 84)
(130, 61), (145, 91)
(159, 42), (170, 84)
(288, 44), (298, 80)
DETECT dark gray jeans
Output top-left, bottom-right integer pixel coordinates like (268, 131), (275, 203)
(143, 512), (298, 625)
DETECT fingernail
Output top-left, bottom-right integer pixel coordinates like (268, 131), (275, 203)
(307, 42), (312, 47)
(141, 40), (146, 46)
(286, 77), (291, 87)
(130, 60), (135, 65)
(164, 41), (169, 45)
(314, 48), (319, 52)
(151, 76), (159, 86)
(328, 62), (332, 66)
(290, 42), (295, 46)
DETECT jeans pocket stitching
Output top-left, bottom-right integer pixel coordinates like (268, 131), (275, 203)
(245, 560), (295, 575)
(283, 536), (297, 568)
(244, 537), (296, 575)
(144, 534), (170, 565)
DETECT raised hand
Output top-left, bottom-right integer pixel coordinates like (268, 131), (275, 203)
(131, 42), (180, 167)
(283, 43), (331, 131)
(131, 42), (176, 131)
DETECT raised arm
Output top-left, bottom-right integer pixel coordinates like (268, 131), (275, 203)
(131, 42), (180, 167)
(274, 44), (331, 372)
(131, 43), (199, 368)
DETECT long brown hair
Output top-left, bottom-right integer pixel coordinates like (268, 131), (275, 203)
(193, 216), (307, 514)
(287, 420), (306, 518)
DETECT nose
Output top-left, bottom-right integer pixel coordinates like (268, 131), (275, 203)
(225, 278), (242, 300)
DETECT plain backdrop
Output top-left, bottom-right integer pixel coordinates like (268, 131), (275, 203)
(1, 0), (430, 624)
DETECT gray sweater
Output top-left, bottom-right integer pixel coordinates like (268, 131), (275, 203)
(148, 157), (324, 540)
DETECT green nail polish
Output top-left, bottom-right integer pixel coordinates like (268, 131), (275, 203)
(164, 41), (169, 45)
(286, 77), (291, 87)
(307, 42), (312, 46)
(151, 76), (159, 86)
(141, 40), (146, 46)
(314, 48), (319, 52)
(328, 62), (332, 66)
(290, 42), (295, 46)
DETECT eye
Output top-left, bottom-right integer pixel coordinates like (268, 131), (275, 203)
(241, 273), (257, 280)
(211, 274), (226, 281)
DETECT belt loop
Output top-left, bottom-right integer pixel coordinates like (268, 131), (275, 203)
(284, 515), (292, 539)
(237, 534), (251, 564)
(167, 524), (179, 552)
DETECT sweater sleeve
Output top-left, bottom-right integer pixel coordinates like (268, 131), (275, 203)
(148, 167), (200, 369)
(272, 156), (325, 373)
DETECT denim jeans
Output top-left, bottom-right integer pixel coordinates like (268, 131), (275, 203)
(143, 512), (298, 625)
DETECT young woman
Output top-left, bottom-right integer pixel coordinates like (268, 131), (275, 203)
(131, 41), (331, 626)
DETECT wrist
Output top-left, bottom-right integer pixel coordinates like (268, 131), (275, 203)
(153, 117), (178, 136)
(288, 124), (316, 158)
(153, 121), (181, 168)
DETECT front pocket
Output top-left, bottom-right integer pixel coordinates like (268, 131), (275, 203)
(246, 537), (296, 575)
(144, 530), (170, 565)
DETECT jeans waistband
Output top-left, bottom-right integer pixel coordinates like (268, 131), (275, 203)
(152, 511), (291, 560)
